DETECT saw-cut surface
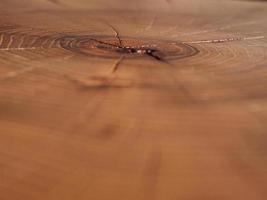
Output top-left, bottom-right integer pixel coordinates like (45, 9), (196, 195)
(1, 0), (267, 199)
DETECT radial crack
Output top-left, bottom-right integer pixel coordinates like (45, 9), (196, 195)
(111, 55), (124, 73)
(105, 22), (122, 46)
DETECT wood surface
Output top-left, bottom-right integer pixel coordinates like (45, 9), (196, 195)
(1, 0), (267, 199)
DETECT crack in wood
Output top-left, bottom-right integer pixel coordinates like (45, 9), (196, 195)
(111, 55), (124, 73)
(104, 22), (122, 46)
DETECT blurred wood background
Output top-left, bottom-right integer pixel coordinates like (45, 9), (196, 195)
(0, 0), (267, 199)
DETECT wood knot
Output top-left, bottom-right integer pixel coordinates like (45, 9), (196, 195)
(60, 36), (199, 61)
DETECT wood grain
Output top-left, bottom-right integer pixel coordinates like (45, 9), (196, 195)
(1, 0), (267, 199)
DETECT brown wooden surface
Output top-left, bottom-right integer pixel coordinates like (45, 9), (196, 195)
(1, 0), (267, 199)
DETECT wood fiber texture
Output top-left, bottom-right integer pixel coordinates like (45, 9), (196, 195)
(0, 0), (267, 199)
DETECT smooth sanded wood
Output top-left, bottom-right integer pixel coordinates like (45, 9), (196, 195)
(0, 0), (267, 199)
